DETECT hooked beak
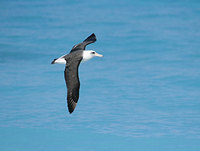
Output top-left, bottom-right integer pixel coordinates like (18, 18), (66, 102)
(95, 52), (103, 57)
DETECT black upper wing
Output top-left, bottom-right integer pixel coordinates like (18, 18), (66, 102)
(70, 33), (96, 53)
(64, 52), (83, 113)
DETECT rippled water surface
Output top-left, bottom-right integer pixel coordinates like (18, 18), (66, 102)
(0, 0), (200, 150)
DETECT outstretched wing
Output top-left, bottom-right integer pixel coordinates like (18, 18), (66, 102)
(70, 33), (96, 53)
(64, 54), (82, 114)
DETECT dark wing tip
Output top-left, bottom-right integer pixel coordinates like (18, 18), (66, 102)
(69, 110), (73, 114)
(70, 33), (97, 52)
(68, 106), (76, 114)
(67, 99), (77, 114)
(83, 33), (96, 43)
(91, 33), (95, 37)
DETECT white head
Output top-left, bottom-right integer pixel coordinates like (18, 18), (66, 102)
(82, 50), (103, 62)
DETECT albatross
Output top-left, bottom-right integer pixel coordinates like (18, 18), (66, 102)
(51, 33), (103, 114)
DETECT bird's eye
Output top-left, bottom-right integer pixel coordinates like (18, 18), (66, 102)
(91, 52), (95, 54)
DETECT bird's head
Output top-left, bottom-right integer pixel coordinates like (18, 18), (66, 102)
(82, 50), (103, 62)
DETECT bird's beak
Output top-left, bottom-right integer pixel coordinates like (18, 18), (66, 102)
(95, 52), (103, 57)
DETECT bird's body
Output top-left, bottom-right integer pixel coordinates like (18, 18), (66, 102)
(51, 33), (103, 114)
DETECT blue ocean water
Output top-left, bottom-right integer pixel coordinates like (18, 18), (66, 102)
(0, 0), (200, 150)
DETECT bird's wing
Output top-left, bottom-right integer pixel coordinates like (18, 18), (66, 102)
(64, 55), (82, 114)
(70, 33), (96, 53)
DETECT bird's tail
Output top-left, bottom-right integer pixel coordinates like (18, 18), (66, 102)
(51, 58), (57, 64)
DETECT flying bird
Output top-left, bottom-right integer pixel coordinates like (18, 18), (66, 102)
(51, 33), (103, 114)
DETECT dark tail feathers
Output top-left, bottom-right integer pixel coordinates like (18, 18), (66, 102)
(51, 58), (57, 64)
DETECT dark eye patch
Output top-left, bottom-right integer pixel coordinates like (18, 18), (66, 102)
(91, 52), (95, 54)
